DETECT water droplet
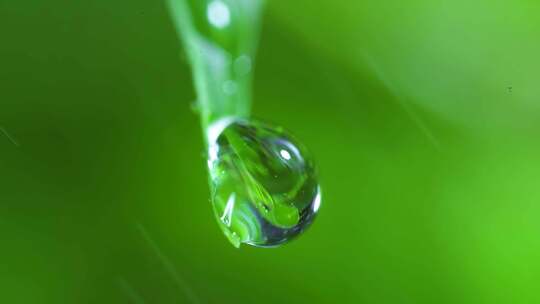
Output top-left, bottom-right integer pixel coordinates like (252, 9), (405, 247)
(207, 118), (321, 247)
(207, 0), (230, 29)
(234, 55), (252, 76)
(222, 80), (237, 95)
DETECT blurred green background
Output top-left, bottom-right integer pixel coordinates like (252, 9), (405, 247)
(1, 0), (540, 303)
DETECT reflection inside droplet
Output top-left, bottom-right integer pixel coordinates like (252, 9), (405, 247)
(207, 0), (230, 29)
(207, 118), (321, 247)
(220, 192), (236, 226)
(312, 188), (321, 212)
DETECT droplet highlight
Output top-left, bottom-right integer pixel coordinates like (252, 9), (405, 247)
(207, 0), (230, 29)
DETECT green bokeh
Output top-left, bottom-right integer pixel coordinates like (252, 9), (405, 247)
(1, 0), (539, 303)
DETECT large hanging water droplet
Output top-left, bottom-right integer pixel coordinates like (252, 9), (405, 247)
(207, 119), (321, 247)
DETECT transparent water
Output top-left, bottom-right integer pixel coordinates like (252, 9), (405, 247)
(207, 119), (321, 247)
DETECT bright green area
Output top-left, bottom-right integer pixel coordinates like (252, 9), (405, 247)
(1, 0), (540, 303)
(167, 0), (263, 132)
